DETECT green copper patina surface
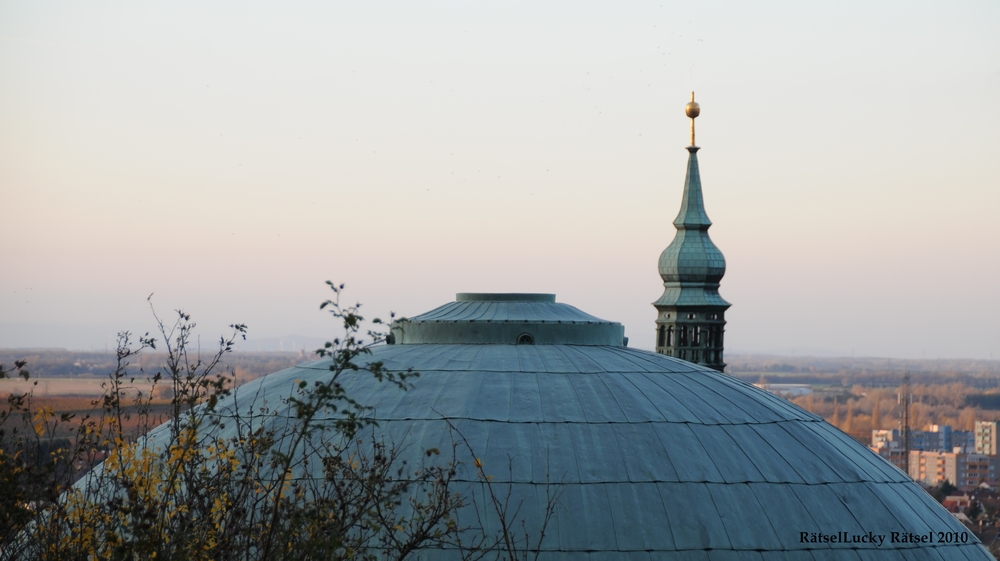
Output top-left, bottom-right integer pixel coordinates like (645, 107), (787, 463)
(653, 132), (731, 372)
(120, 295), (994, 559)
(655, 146), (729, 308)
(391, 293), (626, 346)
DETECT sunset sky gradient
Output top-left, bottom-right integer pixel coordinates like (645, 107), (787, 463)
(2, 1), (998, 359)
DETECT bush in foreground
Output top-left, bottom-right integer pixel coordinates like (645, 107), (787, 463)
(0, 285), (555, 560)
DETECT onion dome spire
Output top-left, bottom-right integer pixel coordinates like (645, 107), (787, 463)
(653, 93), (730, 372)
(658, 93), (726, 284)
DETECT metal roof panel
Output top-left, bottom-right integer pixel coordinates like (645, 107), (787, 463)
(660, 482), (731, 550)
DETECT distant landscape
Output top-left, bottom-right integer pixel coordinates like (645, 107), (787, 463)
(0, 349), (308, 391)
(729, 353), (1000, 387)
(0, 349), (309, 437)
(4, 348), (1000, 445)
(729, 353), (1000, 443)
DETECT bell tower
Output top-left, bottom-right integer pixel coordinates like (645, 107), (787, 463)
(653, 93), (731, 372)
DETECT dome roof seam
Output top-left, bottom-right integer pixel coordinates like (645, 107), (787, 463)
(257, 417), (833, 427)
(360, 543), (989, 552)
(673, 374), (763, 422)
(292, 365), (723, 374)
(274, 478), (914, 486)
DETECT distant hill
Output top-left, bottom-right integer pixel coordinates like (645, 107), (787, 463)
(728, 353), (1000, 388)
(0, 349), (306, 382)
(237, 335), (329, 353)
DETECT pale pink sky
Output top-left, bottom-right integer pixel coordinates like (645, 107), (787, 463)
(2, 1), (999, 359)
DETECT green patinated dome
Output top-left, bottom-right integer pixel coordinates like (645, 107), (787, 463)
(130, 293), (993, 559)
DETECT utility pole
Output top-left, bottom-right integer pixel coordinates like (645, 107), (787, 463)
(899, 373), (911, 476)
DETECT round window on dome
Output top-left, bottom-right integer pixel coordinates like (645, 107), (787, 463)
(516, 333), (535, 345)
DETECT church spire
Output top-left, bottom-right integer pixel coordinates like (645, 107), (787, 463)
(653, 93), (731, 372)
(674, 93), (711, 229)
(674, 144), (712, 229)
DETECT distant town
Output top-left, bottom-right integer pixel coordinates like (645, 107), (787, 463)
(737, 353), (1000, 538)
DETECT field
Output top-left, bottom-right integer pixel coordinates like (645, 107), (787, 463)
(0, 350), (304, 439)
(0, 377), (156, 398)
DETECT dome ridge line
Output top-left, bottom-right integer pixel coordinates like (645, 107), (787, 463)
(348, 417), (827, 427)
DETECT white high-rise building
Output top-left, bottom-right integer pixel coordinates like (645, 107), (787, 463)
(975, 421), (999, 455)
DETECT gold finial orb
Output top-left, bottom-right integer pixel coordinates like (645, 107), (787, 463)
(685, 91), (700, 119)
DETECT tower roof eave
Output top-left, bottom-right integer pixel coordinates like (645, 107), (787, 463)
(653, 286), (732, 309)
